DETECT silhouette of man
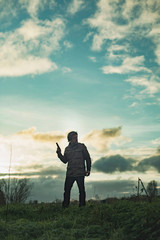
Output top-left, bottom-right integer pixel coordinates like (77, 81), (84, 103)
(56, 131), (91, 207)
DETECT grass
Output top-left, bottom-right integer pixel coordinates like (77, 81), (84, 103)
(0, 198), (160, 240)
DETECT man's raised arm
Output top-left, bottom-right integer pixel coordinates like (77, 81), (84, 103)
(56, 143), (68, 164)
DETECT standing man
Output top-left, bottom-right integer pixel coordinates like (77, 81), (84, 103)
(56, 131), (91, 208)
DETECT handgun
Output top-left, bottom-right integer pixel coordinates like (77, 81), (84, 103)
(56, 142), (61, 151)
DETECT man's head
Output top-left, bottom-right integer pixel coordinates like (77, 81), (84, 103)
(67, 131), (78, 143)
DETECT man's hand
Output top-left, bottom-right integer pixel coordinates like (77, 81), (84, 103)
(85, 171), (90, 176)
(56, 142), (61, 154)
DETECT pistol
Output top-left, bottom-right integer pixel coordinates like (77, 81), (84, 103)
(56, 142), (61, 152)
(56, 142), (60, 148)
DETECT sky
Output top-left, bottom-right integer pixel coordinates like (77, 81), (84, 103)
(0, 0), (160, 202)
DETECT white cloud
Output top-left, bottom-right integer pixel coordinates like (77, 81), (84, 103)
(62, 67), (72, 73)
(19, 0), (56, 18)
(91, 23), (128, 51)
(18, 18), (65, 52)
(107, 44), (128, 56)
(122, 0), (160, 25)
(130, 102), (137, 108)
(108, 44), (126, 52)
(126, 75), (160, 97)
(63, 41), (73, 49)
(67, 0), (84, 15)
(0, 127), (66, 177)
(83, 32), (94, 42)
(102, 56), (151, 74)
(89, 56), (97, 62)
(0, 56), (57, 77)
(86, 0), (160, 70)
(86, 0), (129, 51)
(152, 138), (160, 145)
(121, 0), (139, 20)
(83, 127), (131, 152)
(27, 0), (41, 18)
(148, 24), (160, 37)
(0, 17), (65, 76)
(18, 19), (47, 41)
(0, 0), (18, 20)
(154, 41), (160, 66)
(106, 44), (129, 61)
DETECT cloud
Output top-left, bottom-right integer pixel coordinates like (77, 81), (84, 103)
(19, 0), (56, 18)
(152, 138), (160, 145)
(129, 102), (137, 108)
(0, 165), (65, 178)
(93, 145), (160, 174)
(0, 128), (67, 182)
(0, 0), (20, 23)
(0, 56), (57, 77)
(93, 155), (135, 173)
(106, 44), (129, 61)
(62, 67), (72, 73)
(83, 126), (131, 152)
(137, 155), (160, 173)
(18, 19), (47, 41)
(21, 0), (42, 18)
(67, 0), (84, 15)
(87, 180), (136, 198)
(0, 175), (137, 201)
(148, 26), (160, 66)
(17, 127), (65, 143)
(85, 0), (160, 78)
(63, 40), (73, 49)
(131, 0), (160, 26)
(148, 25), (160, 37)
(85, 0), (130, 51)
(108, 44), (126, 53)
(0, 9), (65, 76)
(86, 0), (160, 51)
(102, 56), (151, 74)
(89, 56), (97, 62)
(30, 177), (64, 202)
(121, 0), (139, 20)
(126, 75), (160, 97)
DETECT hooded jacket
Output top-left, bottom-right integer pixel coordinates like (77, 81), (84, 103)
(57, 142), (91, 177)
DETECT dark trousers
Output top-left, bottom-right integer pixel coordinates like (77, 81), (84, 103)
(62, 176), (86, 207)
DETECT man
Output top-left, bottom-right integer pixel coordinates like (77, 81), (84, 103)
(56, 131), (91, 208)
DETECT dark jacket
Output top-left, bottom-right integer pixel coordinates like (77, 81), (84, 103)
(57, 142), (91, 177)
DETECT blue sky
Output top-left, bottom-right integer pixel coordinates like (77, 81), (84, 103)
(0, 0), (160, 201)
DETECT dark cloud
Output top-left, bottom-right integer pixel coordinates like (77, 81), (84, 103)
(15, 164), (44, 171)
(86, 180), (136, 199)
(28, 178), (137, 202)
(29, 177), (65, 202)
(136, 155), (160, 172)
(93, 154), (135, 173)
(93, 150), (160, 174)
(0, 176), (157, 202)
(0, 166), (65, 178)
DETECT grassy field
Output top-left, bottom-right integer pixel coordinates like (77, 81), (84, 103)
(0, 198), (160, 240)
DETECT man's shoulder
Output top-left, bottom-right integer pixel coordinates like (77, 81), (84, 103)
(78, 143), (86, 149)
(65, 143), (85, 148)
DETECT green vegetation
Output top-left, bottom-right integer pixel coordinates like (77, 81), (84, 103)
(0, 198), (160, 240)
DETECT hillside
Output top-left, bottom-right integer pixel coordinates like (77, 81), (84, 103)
(0, 198), (160, 240)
